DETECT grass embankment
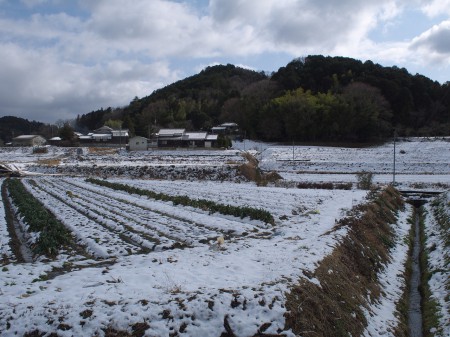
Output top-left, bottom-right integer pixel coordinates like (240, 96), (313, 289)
(285, 186), (404, 337)
(86, 178), (275, 225)
(420, 194), (449, 336)
(5, 178), (72, 257)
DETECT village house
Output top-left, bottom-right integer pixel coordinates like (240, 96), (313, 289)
(155, 129), (220, 148)
(12, 135), (46, 147)
(78, 126), (129, 146)
(211, 122), (239, 136)
(184, 132), (208, 148)
(157, 129), (185, 148)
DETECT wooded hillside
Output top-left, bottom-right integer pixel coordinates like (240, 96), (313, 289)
(3, 56), (449, 143)
(77, 56), (449, 142)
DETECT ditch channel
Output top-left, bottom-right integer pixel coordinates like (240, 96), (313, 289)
(409, 201), (423, 337)
(403, 191), (440, 337)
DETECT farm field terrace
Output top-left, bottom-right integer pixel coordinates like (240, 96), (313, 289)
(0, 138), (449, 336)
(0, 176), (370, 336)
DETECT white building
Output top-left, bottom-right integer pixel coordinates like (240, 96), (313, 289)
(128, 136), (148, 151)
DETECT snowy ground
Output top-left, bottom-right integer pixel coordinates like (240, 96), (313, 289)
(0, 138), (449, 336)
(424, 192), (450, 336)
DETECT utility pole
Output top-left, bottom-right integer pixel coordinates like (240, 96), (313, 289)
(393, 129), (396, 185)
(119, 126), (122, 149)
(292, 139), (295, 161)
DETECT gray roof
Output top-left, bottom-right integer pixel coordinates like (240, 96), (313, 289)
(158, 129), (186, 137)
(206, 134), (218, 140)
(184, 132), (208, 140)
(13, 135), (42, 140)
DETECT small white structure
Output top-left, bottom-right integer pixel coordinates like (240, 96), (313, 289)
(129, 136), (148, 151)
(12, 135), (46, 147)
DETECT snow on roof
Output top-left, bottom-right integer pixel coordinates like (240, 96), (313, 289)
(158, 129), (186, 136)
(91, 133), (112, 139)
(184, 132), (207, 140)
(206, 134), (218, 140)
(111, 130), (129, 137)
(130, 136), (148, 140)
(220, 122), (238, 127)
(94, 125), (113, 132)
(13, 135), (41, 140)
(49, 137), (62, 141)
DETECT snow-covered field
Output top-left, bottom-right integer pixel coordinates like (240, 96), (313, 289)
(0, 138), (448, 336)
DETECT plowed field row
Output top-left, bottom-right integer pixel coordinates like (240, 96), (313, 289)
(17, 177), (268, 258)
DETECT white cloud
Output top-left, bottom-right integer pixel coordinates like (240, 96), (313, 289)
(1, 0), (449, 122)
(421, 0), (450, 17)
(0, 41), (178, 122)
(410, 20), (450, 62)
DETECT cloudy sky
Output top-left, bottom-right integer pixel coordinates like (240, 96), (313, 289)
(0, 0), (449, 123)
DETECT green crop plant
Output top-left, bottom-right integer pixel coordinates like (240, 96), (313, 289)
(6, 179), (71, 257)
(87, 178), (275, 225)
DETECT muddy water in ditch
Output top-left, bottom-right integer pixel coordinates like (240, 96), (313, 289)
(408, 207), (423, 337)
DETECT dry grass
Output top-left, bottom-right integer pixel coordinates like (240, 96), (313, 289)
(285, 186), (404, 337)
(241, 151), (259, 167)
(239, 162), (261, 181)
(239, 151), (282, 185)
(37, 158), (61, 166)
(87, 147), (118, 154)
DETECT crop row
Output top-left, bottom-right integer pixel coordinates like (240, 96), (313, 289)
(0, 178), (15, 262)
(22, 179), (141, 257)
(113, 179), (310, 219)
(27, 177), (264, 256)
(5, 178), (71, 257)
(37, 178), (194, 248)
(87, 178), (275, 225)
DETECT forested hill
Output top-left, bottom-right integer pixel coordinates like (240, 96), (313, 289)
(81, 56), (447, 142)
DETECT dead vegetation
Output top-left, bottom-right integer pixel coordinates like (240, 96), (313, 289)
(87, 147), (118, 155)
(284, 186), (404, 337)
(239, 152), (282, 186)
(37, 158), (61, 166)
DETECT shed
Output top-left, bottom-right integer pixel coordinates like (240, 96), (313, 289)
(48, 136), (62, 146)
(129, 136), (148, 151)
(12, 135), (46, 147)
(205, 134), (218, 148)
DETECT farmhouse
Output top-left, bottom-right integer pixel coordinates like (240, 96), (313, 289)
(128, 136), (148, 151)
(156, 129), (221, 148)
(211, 122), (239, 135)
(157, 129), (185, 147)
(184, 132), (208, 148)
(12, 135), (46, 147)
(78, 126), (129, 146)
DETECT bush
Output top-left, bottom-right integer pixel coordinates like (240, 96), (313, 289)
(32, 146), (48, 154)
(356, 171), (374, 190)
